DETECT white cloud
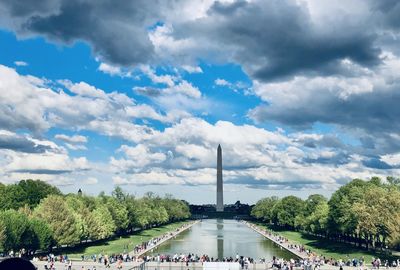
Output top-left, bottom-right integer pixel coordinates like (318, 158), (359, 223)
(64, 143), (87, 151)
(111, 144), (166, 170)
(215, 78), (230, 86)
(60, 80), (108, 99)
(164, 80), (201, 99)
(0, 64), (183, 142)
(106, 116), (399, 189)
(14, 61), (28, 66)
(55, 134), (88, 144)
(140, 65), (176, 87)
(381, 153), (400, 166)
(214, 78), (249, 93)
(4, 153), (89, 173)
(83, 177), (98, 185)
(98, 62), (123, 76)
(181, 65), (203, 73)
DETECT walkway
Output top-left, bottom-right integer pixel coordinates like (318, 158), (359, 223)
(130, 220), (200, 257)
(31, 260), (400, 270)
(242, 221), (308, 260)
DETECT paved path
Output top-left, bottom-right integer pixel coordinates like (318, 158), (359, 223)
(29, 260), (400, 270)
(32, 260), (143, 270)
(140, 261), (398, 270)
(242, 221), (308, 260)
(130, 221), (200, 258)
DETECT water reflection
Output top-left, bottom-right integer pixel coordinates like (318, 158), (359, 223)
(146, 219), (294, 260)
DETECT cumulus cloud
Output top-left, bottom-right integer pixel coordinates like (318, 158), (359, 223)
(0, 0), (391, 82)
(14, 61), (28, 66)
(98, 62), (123, 76)
(0, 0), (160, 66)
(155, 0), (381, 81)
(181, 65), (202, 73)
(0, 130), (53, 153)
(249, 55), (400, 136)
(106, 114), (400, 189)
(2, 0), (400, 193)
(83, 177), (98, 185)
(55, 134), (87, 144)
(0, 131), (91, 186)
(0, 64), (187, 142)
(215, 78), (230, 87)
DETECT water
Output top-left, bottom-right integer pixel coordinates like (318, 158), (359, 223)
(145, 219), (294, 260)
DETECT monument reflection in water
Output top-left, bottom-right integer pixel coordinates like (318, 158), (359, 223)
(145, 219), (294, 260)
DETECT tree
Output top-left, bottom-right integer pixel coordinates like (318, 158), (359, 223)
(17, 179), (61, 208)
(162, 196), (190, 221)
(302, 200), (329, 234)
(387, 176), (400, 187)
(34, 195), (81, 246)
(328, 179), (373, 236)
(0, 180), (60, 211)
(304, 194), (327, 216)
(105, 197), (129, 233)
(65, 194), (92, 241)
(251, 196), (279, 222)
(272, 196), (304, 228)
(88, 204), (116, 240)
(29, 218), (53, 251)
(0, 210), (31, 252)
(0, 184), (27, 210)
(112, 186), (126, 202)
(0, 218), (6, 252)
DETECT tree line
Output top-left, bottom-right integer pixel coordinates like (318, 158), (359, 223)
(0, 180), (191, 254)
(251, 177), (400, 251)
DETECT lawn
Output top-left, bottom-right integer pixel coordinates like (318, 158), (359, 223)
(254, 222), (399, 263)
(62, 221), (187, 259)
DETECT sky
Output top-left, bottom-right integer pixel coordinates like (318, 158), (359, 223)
(1, 0), (400, 204)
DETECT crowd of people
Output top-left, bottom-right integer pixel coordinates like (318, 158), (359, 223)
(241, 222), (400, 269)
(142, 253), (257, 264)
(133, 223), (195, 255)
(141, 253), (400, 270)
(7, 220), (400, 270)
(244, 222), (311, 258)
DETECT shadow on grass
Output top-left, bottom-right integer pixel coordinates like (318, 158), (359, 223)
(265, 224), (400, 261)
(55, 222), (186, 256)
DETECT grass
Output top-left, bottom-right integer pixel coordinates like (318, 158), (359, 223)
(254, 222), (399, 263)
(62, 221), (188, 259)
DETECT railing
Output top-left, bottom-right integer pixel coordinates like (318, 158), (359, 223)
(141, 262), (275, 270)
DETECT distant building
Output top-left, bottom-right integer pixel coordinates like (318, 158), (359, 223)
(216, 144), (224, 212)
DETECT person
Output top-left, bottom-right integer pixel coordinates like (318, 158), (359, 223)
(117, 258), (123, 269)
(68, 260), (72, 270)
(0, 258), (36, 270)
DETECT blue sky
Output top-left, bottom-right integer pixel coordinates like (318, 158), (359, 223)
(1, 0), (400, 204)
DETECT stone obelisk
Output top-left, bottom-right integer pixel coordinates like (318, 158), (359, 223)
(216, 144), (224, 212)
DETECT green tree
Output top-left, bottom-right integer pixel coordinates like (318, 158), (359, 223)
(302, 200), (329, 234)
(0, 184), (27, 210)
(17, 179), (61, 207)
(272, 196), (304, 228)
(0, 209), (31, 252)
(29, 218), (53, 251)
(0, 180), (60, 211)
(0, 218), (6, 251)
(88, 204), (116, 239)
(328, 179), (374, 236)
(34, 195), (81, 246)
(105, 197), (129, 233)
(251, 196), (279, 222)
(112, 186), (127, 202)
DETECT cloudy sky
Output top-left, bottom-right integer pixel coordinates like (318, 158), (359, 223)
(1, 0), (400, 204)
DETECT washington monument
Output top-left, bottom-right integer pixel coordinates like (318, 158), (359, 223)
(216, 144), (224, 212)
